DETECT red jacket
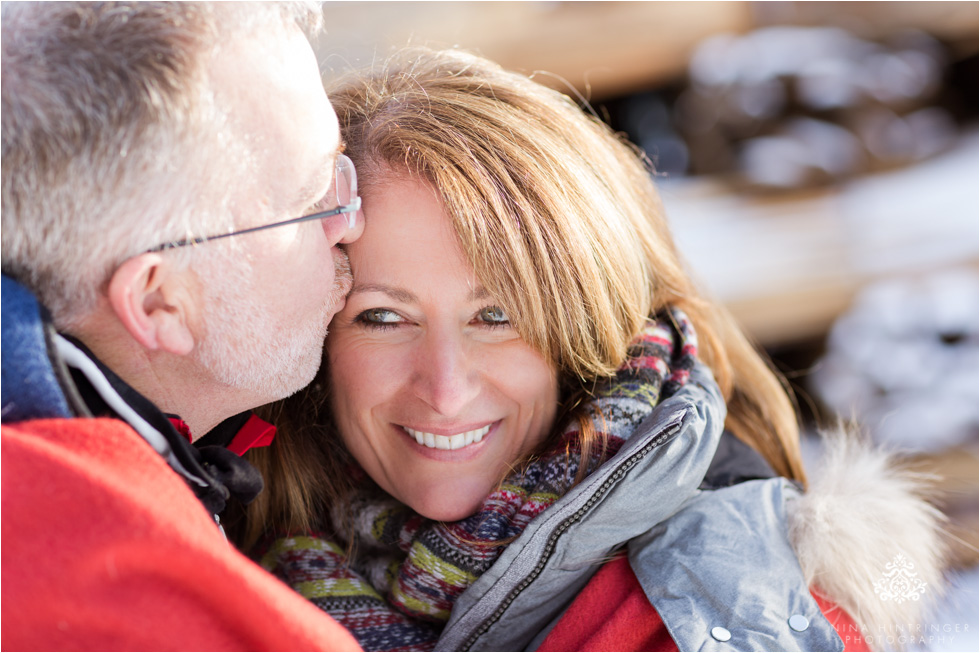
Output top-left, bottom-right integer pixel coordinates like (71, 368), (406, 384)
(1, 418), (361, 651)
(538, 556), (870, 652)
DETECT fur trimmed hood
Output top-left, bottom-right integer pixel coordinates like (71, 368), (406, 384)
(788, 429), (949, 644)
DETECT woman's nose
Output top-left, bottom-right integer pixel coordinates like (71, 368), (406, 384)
(412, 334), (481, 417)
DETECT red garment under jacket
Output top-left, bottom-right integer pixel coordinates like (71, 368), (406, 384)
(1, 418), (361, 651)
(538, 554), (871, 652)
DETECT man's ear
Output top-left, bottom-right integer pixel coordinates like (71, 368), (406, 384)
(108, 254), (196, 356)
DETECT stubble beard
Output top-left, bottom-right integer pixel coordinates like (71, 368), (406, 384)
(195, 248), (352, 405)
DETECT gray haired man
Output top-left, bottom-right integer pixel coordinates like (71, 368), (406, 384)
(1, 2), (362, 648)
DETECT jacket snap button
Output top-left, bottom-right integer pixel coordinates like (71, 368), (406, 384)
(789, 614), (810, 632)
(710, 626), (732, 642)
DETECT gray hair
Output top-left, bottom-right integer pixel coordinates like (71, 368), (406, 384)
(1, 1), (323, 327)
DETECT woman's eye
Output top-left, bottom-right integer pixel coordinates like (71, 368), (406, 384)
(355, 308), (403, 330)
(478, 305), (510, 326)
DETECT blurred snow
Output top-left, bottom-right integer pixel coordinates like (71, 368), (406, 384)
(661, 133), (979, 311)
(810, 269), (978, 453)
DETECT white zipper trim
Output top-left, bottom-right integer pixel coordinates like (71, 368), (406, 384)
(53, 334), (209, 488)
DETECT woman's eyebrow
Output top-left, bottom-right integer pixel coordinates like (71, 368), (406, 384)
(469, 286), (490, 301)
(350, 283), (418, 304)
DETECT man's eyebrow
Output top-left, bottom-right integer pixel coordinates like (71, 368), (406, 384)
(350, 283), (418, 304)
(295, 148), (339, 210)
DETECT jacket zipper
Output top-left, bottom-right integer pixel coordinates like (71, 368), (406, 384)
(458, 418), (684, 651)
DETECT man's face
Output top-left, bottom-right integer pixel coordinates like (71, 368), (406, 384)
(192, 26), (363, 408)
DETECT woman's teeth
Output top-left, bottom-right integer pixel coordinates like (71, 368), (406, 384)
(404, 424), (491, 450)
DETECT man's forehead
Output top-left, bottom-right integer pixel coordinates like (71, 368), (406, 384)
(209, 27), (340, 214)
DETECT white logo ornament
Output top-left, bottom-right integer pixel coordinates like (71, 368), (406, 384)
(873, 553), (927, 603)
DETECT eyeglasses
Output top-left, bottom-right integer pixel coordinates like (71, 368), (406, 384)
(145, 154), (362, 252)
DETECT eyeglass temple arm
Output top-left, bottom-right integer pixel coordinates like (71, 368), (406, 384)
(145, 198), (361, 252)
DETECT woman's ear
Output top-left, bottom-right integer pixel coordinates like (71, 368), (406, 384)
(108, 254), (196, 356)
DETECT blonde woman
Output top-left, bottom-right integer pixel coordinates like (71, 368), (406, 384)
(235, 48), (945, 652)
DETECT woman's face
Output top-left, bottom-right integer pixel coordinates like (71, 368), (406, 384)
(326, 175), (559, 521)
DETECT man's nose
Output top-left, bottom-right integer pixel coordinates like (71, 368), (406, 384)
(321, 207), (365, 246)
(412, 333), (481, 417)
(339, 205), (365, 244)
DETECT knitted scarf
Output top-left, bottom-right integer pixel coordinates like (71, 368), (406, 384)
(259, 310), (698, 652)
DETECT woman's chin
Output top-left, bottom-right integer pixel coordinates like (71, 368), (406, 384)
(407, 490), (487, 522)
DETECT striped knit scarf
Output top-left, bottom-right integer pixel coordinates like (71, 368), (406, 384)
(258, 310), (698, 652)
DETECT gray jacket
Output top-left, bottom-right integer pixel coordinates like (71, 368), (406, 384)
(435, 363), (843, 652)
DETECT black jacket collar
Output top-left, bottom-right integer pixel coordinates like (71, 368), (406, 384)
(58, 334), (263, 515)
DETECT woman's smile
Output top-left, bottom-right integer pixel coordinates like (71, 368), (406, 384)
(402, 422), (494, 450)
